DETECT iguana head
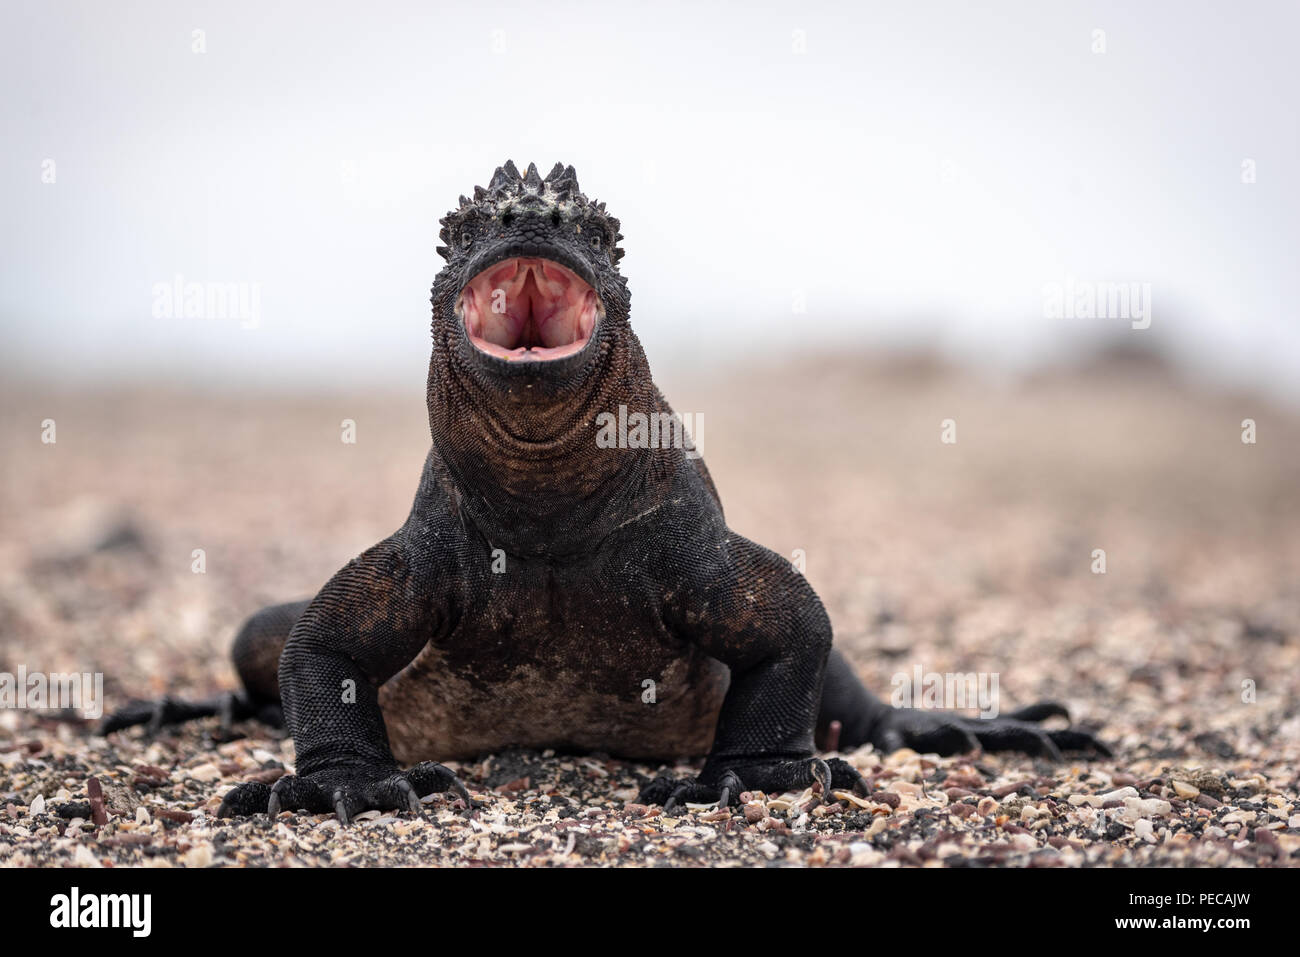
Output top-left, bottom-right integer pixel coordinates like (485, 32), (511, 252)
(426, 163), (665, 549)
(432, 161), (626, 377)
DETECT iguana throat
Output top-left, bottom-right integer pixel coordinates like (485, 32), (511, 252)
(426, 161), (658, 553)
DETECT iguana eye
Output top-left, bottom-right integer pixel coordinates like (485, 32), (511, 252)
(590, 232), (602, 251)
(459, 227), (474, 248)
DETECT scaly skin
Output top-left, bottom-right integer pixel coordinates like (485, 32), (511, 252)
(102, 161), (1110, 822)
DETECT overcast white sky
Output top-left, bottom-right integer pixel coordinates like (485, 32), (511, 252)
(2, 0), (1297, 398)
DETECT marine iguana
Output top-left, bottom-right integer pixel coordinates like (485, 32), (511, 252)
(103, 161), (1110, 822)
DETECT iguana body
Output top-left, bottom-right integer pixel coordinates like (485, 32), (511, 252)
(104, 162), (1108, 821)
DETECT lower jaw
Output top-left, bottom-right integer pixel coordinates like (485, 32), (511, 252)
(466, 333), (591, 362)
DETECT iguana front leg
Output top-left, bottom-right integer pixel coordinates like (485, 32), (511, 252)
(219, 537), (472, 822)
(640, 532), (868, 812)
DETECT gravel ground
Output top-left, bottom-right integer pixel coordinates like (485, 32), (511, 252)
(2, 352), (1298, 867)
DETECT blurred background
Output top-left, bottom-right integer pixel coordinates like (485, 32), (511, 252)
(2, 1), (1298, 824)
(2, 0), (1297, 397)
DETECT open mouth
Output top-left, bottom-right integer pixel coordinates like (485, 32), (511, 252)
(456, 257), (600, 361)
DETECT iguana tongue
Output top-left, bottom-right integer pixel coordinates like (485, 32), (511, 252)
(458, 257), (598, 361)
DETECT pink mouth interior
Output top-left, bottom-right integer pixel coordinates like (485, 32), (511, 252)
(457, 257), (599, 361)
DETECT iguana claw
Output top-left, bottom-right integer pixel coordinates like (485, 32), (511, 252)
(222, 760), (472, 822)
(640, 757), (867, 815)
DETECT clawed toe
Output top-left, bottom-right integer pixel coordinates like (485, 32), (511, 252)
(1007, 701), (1071, 723)
(226, 761), (475, 823)
(662, 778), (715, 815)
(395, 777), (422, 813)
(967, 716), (1115, 761)
(1048, 727), (1113, 758)
(714, 769), (744, 809)
(638, 774), (732, 814)
(873, 705), (1113, 760)
(101, 691), (263, 738)
(218, 781), (273, 817)
(642, 756), (869, 814)
(404, 761), (477, 810)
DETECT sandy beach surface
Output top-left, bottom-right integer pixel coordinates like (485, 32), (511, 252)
(2, 352), (1297, 867)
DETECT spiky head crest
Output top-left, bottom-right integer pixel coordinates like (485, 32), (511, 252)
(436, 161), (624, 267)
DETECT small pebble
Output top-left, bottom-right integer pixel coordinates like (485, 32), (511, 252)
(189, 763), (222, 783)
(1122, 797), (1172, 821)
(1098, 786), (1140, 803)
(183, 843), (214, 867)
